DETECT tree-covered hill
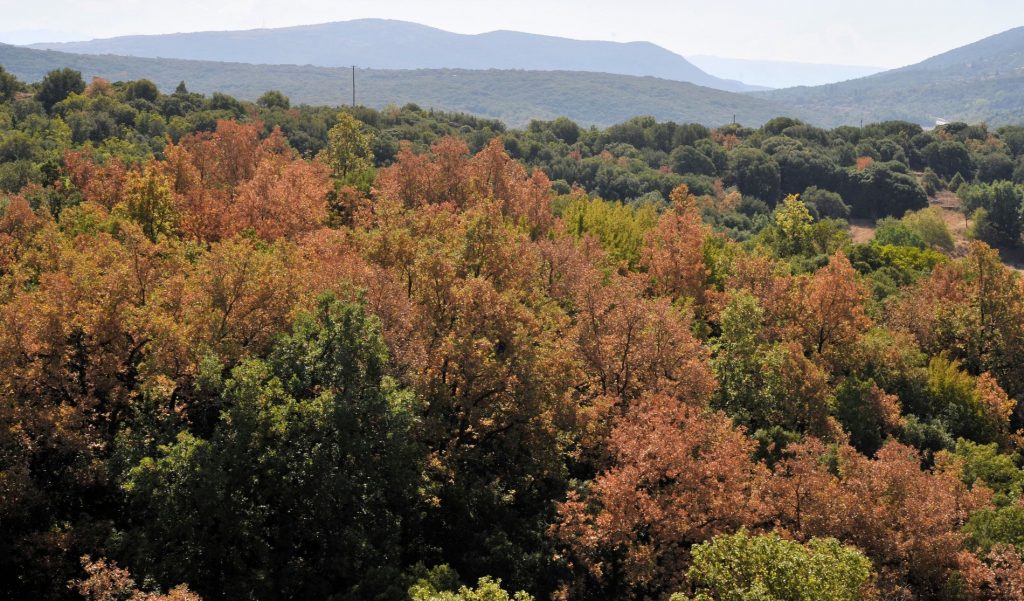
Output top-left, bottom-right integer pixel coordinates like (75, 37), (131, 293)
(0, 42), (813, 128)
(760, 26), (1024, 127)
(15, 24), (1024, 129)
(27, 19), (761, 92)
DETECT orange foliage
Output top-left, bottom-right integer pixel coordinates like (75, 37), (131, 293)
(891, 242), (1024, 399)
(0, 192), (45, 271)
(957, 545), (1024, 601)
(641, 184), (710, 303)
(374, 137), (555, 238)
(555, 394), (766, 599)
(856, 156), (875, 171)
(63, 150), (129, 209)
(571, 268), (715, 407)
(84, 77), (113, 98)
(726, 253), (802, 341)
(766, 439), (990, 598)
(10, 117), (1024, 601)
(225, 152), (331, 240)
(160, 120), (329, 241)
(77, 556), (200, 601)
(139, 237), (303, 381)
(799, 251), (871, 360)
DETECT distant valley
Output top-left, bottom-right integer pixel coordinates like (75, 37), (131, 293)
(686, 55), (884, 89)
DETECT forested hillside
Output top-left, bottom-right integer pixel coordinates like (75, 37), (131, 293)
(2, 65), (1024, 601)
(761, 26), (1024, 127)
(0, 43), (808, 127)
(27, 19), (760, 92)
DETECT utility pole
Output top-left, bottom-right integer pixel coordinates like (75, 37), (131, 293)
(352, 66), (356, 107)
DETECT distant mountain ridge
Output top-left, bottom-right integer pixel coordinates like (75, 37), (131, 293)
(27, 19), (762, 93)
(8, 24), (1024, 129)
(0, 43), (812, 127)
(759, 26), (1024, 127)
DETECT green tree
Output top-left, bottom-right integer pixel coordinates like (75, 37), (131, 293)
(0, 65), (23, 103)
(114, 165), (179, 242)
(802, 186), (849, 220)
(840, 162), (928, 218)
(124, 79), (160, 103)
(409, 565), (534, 601)
(961, 182), (1023, 247)
(119, 296), (421, 600)
(672, 530), (874, 601)
(321, 111), (374, 181)
(257, 90), (291, 110)
(770, 194), (814, 256)
(976, 152), (1015, 183)
(728, 147), (782, 204)
(670, 145), (717, 176)
(963, 506), (1024, 554)
(561, 195), (658, 267)
(36, 68), (86, 112)
(834, 378), (901, 456)
(923, 140), (973, 180)
(774, 148), (839, 196)
(901, 206), (955, 251)
(957, 441), (1024, 553)
(953, 440), (1024, 505)
(712, 291), (832, 436)
(924, 356), (1012, 445)
(874, 218), (926, 249)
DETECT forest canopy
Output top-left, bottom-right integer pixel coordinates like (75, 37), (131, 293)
(2, 67), (1024, 601)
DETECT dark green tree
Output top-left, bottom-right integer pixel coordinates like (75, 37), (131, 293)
(124, 79), (160, 103)
(727, 147), (782, 204)
(257, 90), (291, 110)
(0, 65), (23, 103)
(839, 163), (927, 218)
(774, 148), (839, 195)
(36, 68), (86, 112)
(962, 181), (1023, 247)
(119, 297), (422, 600)
(975, 152), (1015, 183)
(923, 140), (974, 180)
(669, 145), (716, 176)
(802, 186), (850, 220)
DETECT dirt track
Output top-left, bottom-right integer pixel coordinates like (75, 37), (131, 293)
(843, 188), (1024, 272)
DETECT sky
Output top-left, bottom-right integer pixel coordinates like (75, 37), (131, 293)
(1, 0), (1022, 68)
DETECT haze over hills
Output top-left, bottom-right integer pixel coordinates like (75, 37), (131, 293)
(0, 43), (811, 127)
(26, 19), (763, 93)
(686, 55), (884, 89)
(6, 23), (1024, 129)
(760, 26), (1024, 127)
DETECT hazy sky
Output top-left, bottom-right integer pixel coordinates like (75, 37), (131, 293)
(2, 0), (1022, 68)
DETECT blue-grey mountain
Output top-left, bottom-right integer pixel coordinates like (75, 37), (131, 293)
(0, 42), (810, 127)
(28, 19), (761, 92)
